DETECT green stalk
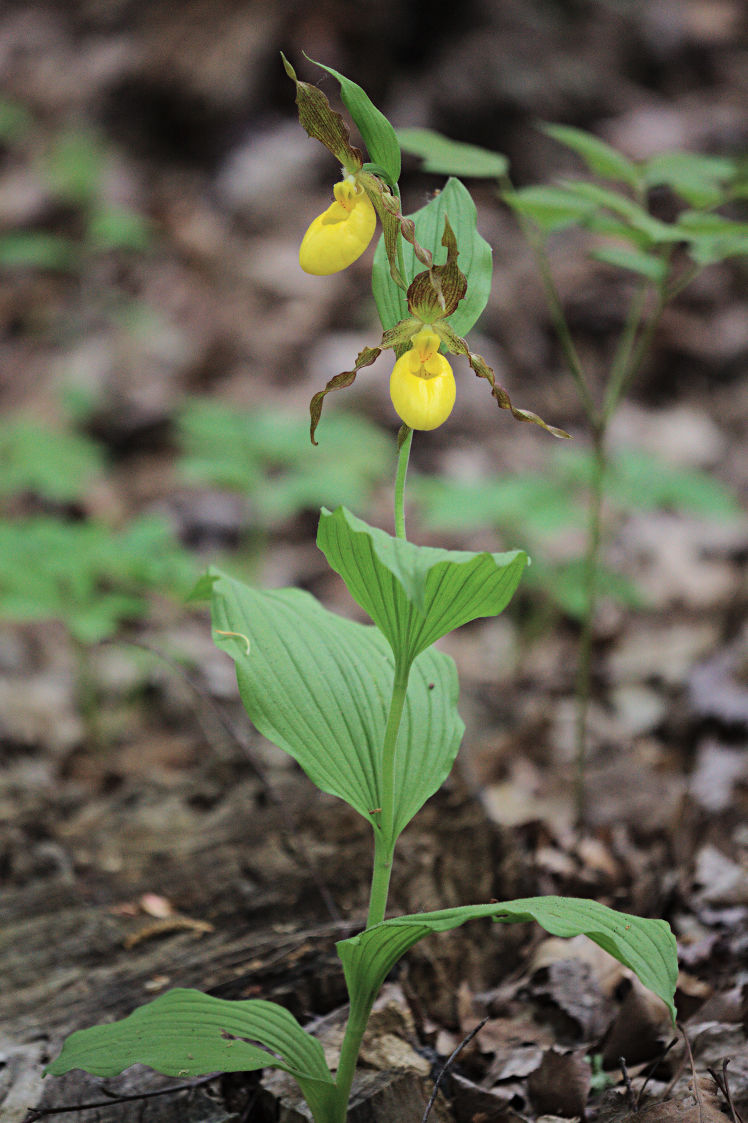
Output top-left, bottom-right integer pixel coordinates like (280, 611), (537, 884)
(366, 659), (410, 926)
(393, 183), (410, 319)
(605, 288), (667, 421)
(331, 996), (373, 1123)
(499, 176), (598, 428)
(573, 426), (605, 828)
(601, 278), (651, 423)
(394, 428), (413, 540)
(530, 232), (599, 426)
(573, 277), (661, 825)
(331, 657), (410, 1121)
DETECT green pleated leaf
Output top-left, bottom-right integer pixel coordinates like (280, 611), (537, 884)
(373, 177), (492, 335)
(337, 897), (678, 1029)
(541, 123), (641, 188)
(590, 244), (667, 282)
(308, 57), (401, 186)
(46, 988), (337, 1119)
(209, 569), (463, 839)
(503, 185), (596, 233)
(397, 128), (508, 179)
(317, 507), (527, 666)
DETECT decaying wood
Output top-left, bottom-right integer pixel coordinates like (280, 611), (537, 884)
(2, 754), (519, 1123)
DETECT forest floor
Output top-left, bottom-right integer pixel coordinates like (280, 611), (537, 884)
(1, 2), (747, 1121)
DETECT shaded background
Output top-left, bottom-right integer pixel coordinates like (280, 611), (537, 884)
(1, 2), (748, 1120)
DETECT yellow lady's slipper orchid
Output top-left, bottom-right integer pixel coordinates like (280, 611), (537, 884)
(299, 178), (376, 275)
(389, 328), (456, 430)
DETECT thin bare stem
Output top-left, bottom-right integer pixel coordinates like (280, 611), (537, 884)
(573, 426), (606, 828)
(366, 658), (410, 926)
(602, 278), (652, 422)
(500, 177), (598, 427)
(421, 1018), (489, 1123)
(22, 1074), (220, 1121)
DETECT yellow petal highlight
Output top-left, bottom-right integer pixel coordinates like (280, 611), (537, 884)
(299, 180), (376, 275)
(390, 334), (456, 431)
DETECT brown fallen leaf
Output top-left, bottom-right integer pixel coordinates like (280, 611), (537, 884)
(527, 1049), (591, 1118)
(123, 914), (214, 948)
(602, 977), (674, 1068)
(597, 1075), (730, 1122)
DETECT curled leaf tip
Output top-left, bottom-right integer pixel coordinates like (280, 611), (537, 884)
(435, 322), (570, 438)
(214, 629), (251, 655)
(309, 346), (382, 443)
(284, 57), (363, 172)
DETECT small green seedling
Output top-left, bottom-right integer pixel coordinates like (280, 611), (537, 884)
(177, 399), (393, 524)
(0, 415), (105, 506)
(0, 515), (196, 645)
(0, 109), (152, 273)
(46, 59), (679, 1123)
(0, 417), (196, 643)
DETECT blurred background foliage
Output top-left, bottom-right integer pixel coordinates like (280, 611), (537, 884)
(0, 0), (745, 647)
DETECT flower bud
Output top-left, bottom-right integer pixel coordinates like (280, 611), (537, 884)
(389, 328), (456, 430)
(299, 179), (376, 275)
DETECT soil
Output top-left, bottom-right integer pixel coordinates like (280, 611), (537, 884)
(1, 3), (747, 1122)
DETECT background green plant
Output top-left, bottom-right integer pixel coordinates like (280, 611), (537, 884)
(0, 100), (151, 271)
(0, 415), (195, 643)
(399, 122), (747, 823)
(176, 398), (393, 526)
(411, 446), (741, 621)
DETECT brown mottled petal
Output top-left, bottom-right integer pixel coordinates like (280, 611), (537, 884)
(282, 54), (362, 173)
(358, 171), (407, 291)
(406, 217), (467, 323)
(436, 323), (571, 439)
(309, 347), (381, 445)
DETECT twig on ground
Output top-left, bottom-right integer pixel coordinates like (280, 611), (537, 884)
(115, 639), (342, 923)
(421, 1016), (488, 1123)
(22, 1072), (220, 1121)
(620, 1056), (638, 1112)
(708, 1060), (744, 1123)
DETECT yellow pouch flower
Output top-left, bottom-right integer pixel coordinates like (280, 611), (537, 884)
(389, 328), (456, 430)
(299, 179), (376, 275)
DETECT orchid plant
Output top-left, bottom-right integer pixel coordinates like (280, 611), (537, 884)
(46, 58), (679, 1123)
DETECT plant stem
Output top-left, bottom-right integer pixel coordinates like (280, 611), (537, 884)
(572, 273), (665, 825)
(332, 185), (415, 1123)
(531, 234), (599, 427)
(573, 425), (605, 828)
(393, 184), (410, 318)
(602, 278), (650, 423)
(73, 635), (104, 751)
(332, 996), (372, 1123)
(499, 177), (598, 428)
(366, 660), (410, 927)
(605, 288), (667, 422)
(333, 660), (410, 1122)
(394, 428), (413, 540)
